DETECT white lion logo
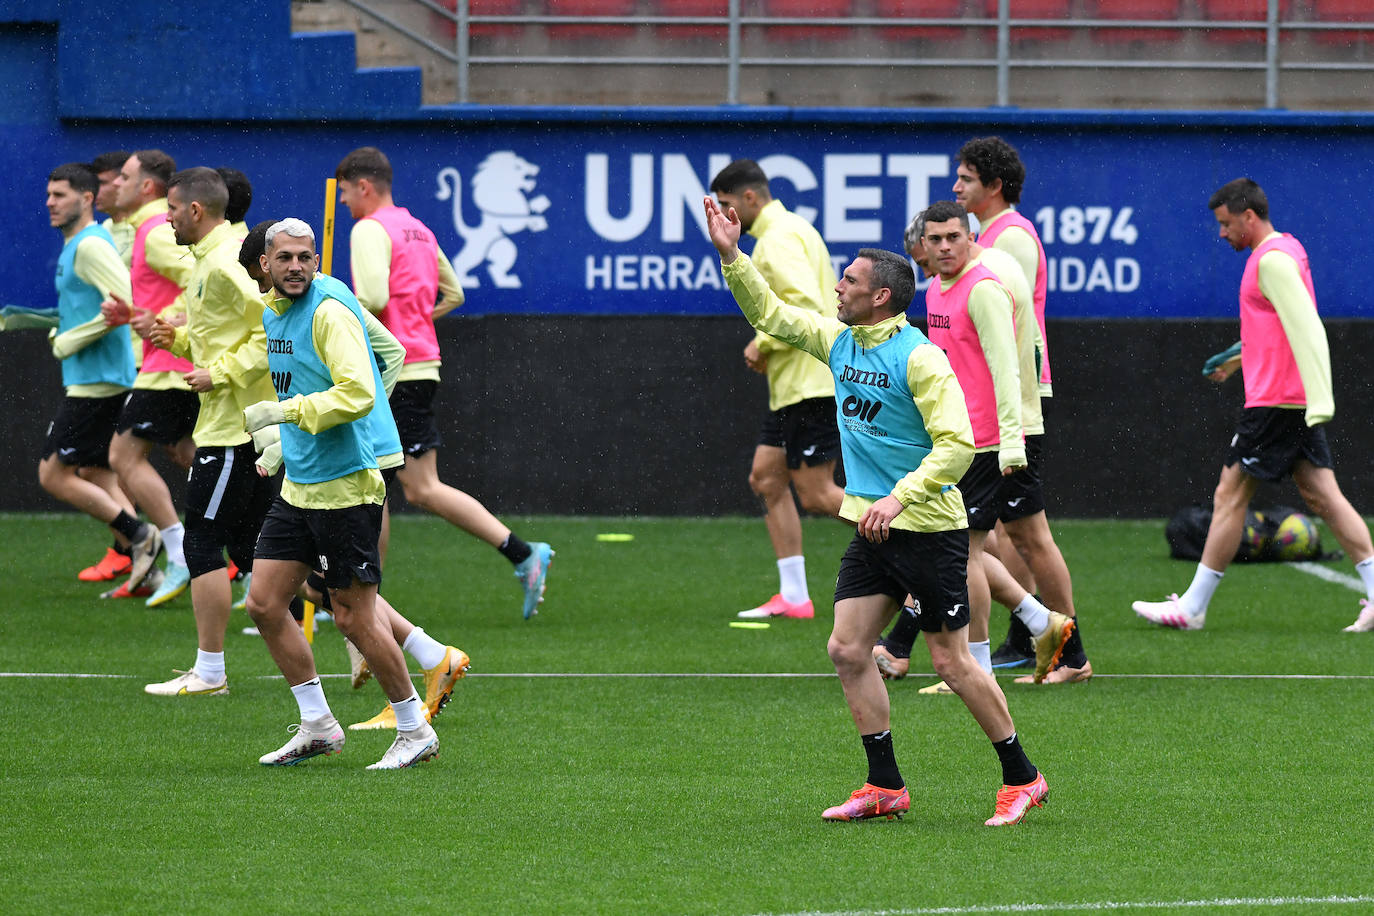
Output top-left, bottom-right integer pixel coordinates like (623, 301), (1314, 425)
(436, 152), (550, 289)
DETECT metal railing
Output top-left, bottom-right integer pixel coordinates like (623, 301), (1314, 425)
(323, 0), (1374, 109)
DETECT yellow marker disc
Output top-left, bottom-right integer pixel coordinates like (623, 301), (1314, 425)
(729, 621), (770, 629)
(596, 533), (634, 542)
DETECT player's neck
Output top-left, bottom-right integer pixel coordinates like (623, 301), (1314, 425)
(357, 193), (394, 218)
(1248, 221), (1277, 250)
(61, 213), (93, 242)
(977, 201), (1011, 224)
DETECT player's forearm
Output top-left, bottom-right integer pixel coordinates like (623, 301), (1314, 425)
(895, 348), (975, 504)
(362, 310), (405, 396)
(1260, 253), (1334, 424)
(970, 287), (1024, 461)
(722, 253), (836, 365)
(433, 250), (464, 318)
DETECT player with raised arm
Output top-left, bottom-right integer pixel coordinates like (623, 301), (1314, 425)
(705, 195), (1050, 826)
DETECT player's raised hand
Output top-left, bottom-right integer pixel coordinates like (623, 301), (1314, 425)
(702, 196), (742, 263)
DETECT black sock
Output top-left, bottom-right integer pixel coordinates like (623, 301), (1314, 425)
(113, 539), (131, 557)
(1060, 616), (1087, 666)
(288, 595), (305, 622)
(885, 606), (921, 655)
(109, 510), (143, 543)
(498, 533), (532, 565)
(992, 732), (1037, 786)
(861, 730), (903, 790)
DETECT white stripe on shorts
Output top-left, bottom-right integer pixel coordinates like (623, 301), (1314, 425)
(204, 446), (234, 521)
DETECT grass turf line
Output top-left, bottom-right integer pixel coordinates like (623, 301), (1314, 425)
(0, 514), (1369, 914)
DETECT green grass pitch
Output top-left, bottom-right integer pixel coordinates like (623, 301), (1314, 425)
(0, 513), (1370, 915)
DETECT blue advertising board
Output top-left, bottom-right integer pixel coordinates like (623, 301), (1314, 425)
(6, 111), (1373, 319)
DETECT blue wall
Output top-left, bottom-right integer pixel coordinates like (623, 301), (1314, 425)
(4, 4), (1374, 321)
(2, 3), (1372, 519)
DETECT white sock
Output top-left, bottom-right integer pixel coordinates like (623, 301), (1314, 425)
(969, 639), (992, 674)
(1012, 594), (1051, 638)
(290, 677), (332, 722)
(1355, 556), (1374, 601)
(194, 649), (225, 684)
(161, 523), (186, 567)
(392, 692), (426, 731)
(778, 555), (809, 604)
(402, 627), (447, 670)
(1179, 564), (1224, 616)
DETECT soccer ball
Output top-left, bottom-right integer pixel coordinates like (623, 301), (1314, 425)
(1272, 513), (1318, 561)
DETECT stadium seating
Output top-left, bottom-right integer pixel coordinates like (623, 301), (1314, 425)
(1089, 0), (1183, 45)
(874, 1), (970, 42)
(984, 0), (1074, 44)
(1311, 0), (1373, 47)
(1199, 0), (1292, 45)
(547, 0), (639, 39)
(763, 0), (855, 42)
(432, 0), (525, 39)
(653, 1), (730, 41)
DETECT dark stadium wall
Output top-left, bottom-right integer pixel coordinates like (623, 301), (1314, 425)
(3, 317), (1372, 518)
(2, 3), (1371, 518)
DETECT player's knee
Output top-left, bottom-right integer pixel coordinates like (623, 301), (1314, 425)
(929, 644), (973, 688)
(797, 488), (840, 517)
(826, 633), (867, 672)
(749, 467), (787, 499)
(331, 604), (362, 640)
(243, 590), (273, 626)
(37, 457), (65, 493)
(397, 476), (434, 509)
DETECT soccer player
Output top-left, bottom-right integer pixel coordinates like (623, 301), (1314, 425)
(238, 220), (471, 730)
(335, 146), (554, 619)
(143, 167), (278, 698)
(102, 150), (199, 606)
(873, 209), (1072, 687)
(216, 167), (252, 235)
(1133, 178), (1374, 632)
(953, 136), (1089, 680)
(25, 163), (162, 589)
(91, 150), (135, 267)
(705, 195), (1050, 826)
(709, 159), (844, 620)
(245, 217), (438, 769)
(71, 149), (141, 582)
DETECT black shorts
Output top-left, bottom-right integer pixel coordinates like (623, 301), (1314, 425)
(1227, 406), (1333, 483)
(183, 442), (278, 576)
(834, 528), (971, 633)
(43, 393), (127, 467)
(115, 388), (199, 445)
(389, 379), (442, 458)
(997, 434), (1045, 522)
(757, 397), (841, 469)
(959, 451), (1003, 531)
(255, 497), (383, 590)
